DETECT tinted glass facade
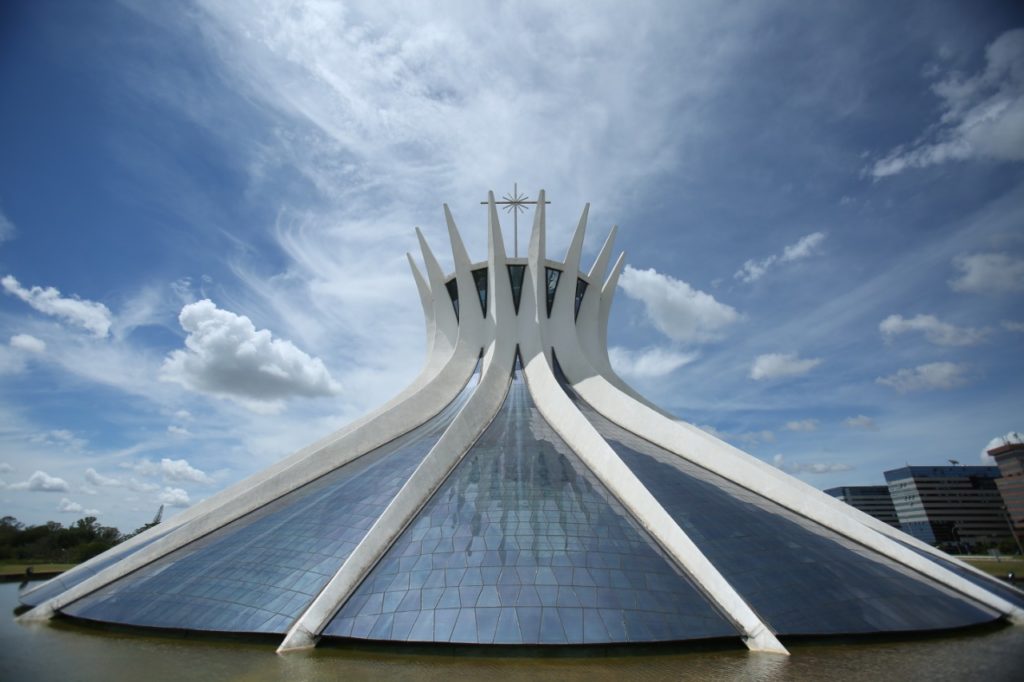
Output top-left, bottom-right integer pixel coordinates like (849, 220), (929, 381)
(18, 529), (171, 608)
(472, 268), (488, 317)
(574, 400), (999, 635)
(573, 278), (588, 321)
(323, 366), (736, 644)
(507, 264), (526, 314)
(61, 373), (480, 634)
(544, 268), (561, 317)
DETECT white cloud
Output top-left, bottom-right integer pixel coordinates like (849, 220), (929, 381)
(131, 457), (211, 485)
(735, 232), (826, 283)
(879, 313), (988, 346)
(1003, 320), (1024, 332)
(949, 252), (1024, 293)
(158, 487), (191, 508)
(750, 353), (822, 381)
(871, 28), (1024, 177)
(85, 468), (123, 487)
(161, 299), (341, 409)
(981, 431), (1023, 463)
(618, 266), (739, 343)
(167, 424), (192, 437)
(0, 207), (14, 243)
(57, 498), (100, 515)
(0, 462), (12, 473)
(735, 430), (776, 445)
(772, 453), (852, 474)
(784, 419), (818, 432)
(876, 362), (969, 392)
(1, 275), (112, 337)
(9, 470), (71, 492)
(608, 346), (697, 379)
(9, 333), (46, 354)
(843, 415), (877, 430)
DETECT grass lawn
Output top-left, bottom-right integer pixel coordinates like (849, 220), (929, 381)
(961, 557), (1024, 579)
(0, 562), (77, 578)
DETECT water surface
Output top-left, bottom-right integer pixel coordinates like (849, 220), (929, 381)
(4, 583), (1023, 681)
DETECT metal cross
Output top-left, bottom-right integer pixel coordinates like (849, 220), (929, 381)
(481, 183), (550, 257)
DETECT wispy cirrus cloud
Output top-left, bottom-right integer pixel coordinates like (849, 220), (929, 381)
(735, 232), (826, 283)
(2, 275), (112, 337)
(608, 346), (697, 380)
(870, 28), (1024, 177)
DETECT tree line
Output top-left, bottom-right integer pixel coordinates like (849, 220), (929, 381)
(0, 515), (156, 564)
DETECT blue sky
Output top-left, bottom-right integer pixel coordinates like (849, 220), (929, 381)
(1, 1), (1022, 530)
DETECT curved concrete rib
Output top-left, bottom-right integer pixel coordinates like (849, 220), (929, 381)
(23, 236), (461, 606)
(278, 195), (518, 652)
(522, 197), (785, 653)
(567, 374), (1024, 624)
(21, 280), (481, 623)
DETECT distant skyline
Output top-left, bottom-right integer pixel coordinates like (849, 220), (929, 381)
(1, 1), (1023, 530)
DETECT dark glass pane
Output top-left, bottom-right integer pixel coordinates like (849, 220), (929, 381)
(507, 264), (526, 315)
(472, 268), (488, 317)
(61, 373), (480, 634)
(545, 268), (561, 317)
(893, 538), (1024, 609)
(324, 361), (736, 644)
(568, 395), (1000, 636)
(574, 278), (588, 321)
(445, 278), (459, 321)
(18, 528), (172, 608)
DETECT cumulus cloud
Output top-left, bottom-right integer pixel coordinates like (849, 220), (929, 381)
(131, 457), (211, 485)
(9, 470), (70, 492)
(948, 252), (1024, 293)
(167, 424), (192, 437)
(784, 419), (818, 432)
(158, 487), (190, 507)
(981, 431), (1023, 463)
(84, 468), (123, 487)
(879, 313), (988, 346)
(1, 275), (112, 337)
(9, 333), (46, 354)
(750, 353), (822, 381)
(735, 232), (827, 283)
(871, 28), (1024, 177)
(618, 266), (739, 343)
(608, 346), (697, 379)
(876, 362), (969, 392)
(843, 415), (877, 430)
(161, 299), (340, 409)
(772, 453), (852, 474)
(57, 498), (99, 515)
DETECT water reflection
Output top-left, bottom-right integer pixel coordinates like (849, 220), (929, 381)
(4, 582), (1023, 682)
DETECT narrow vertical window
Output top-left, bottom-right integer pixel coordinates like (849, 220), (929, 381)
(507, 264), (526, 314)
(472, 267), (488, 317)
(545, 267), (561, 317)
(574, 278), (588, 322)
(445, 279), (459, 322)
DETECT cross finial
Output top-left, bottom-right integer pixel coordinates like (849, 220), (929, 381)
(481, 183), (551, 257)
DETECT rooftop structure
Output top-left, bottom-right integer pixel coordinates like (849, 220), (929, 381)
(988, 437), (1024, 547)
(18, 192), (1024, 654)
(884, 465), (1010, 549)
(825, 485), (900, 528)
